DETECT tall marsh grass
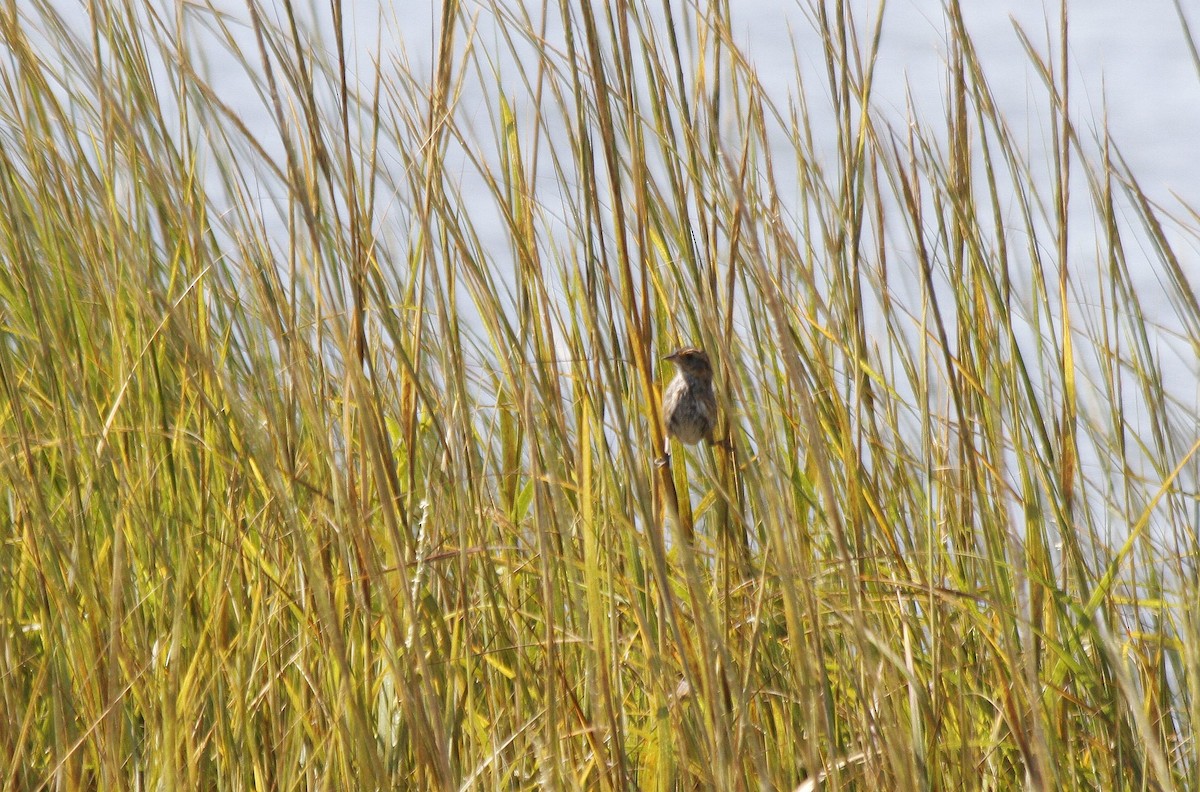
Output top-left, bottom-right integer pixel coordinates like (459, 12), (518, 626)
(2, 0), (1199, 788)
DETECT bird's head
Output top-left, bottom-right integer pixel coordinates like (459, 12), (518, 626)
(664, 347), (713, 378)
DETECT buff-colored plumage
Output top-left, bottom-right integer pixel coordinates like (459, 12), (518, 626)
(661, 347), (717, 446)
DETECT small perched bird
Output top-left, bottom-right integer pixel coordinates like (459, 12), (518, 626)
(659, 347), (718, 464)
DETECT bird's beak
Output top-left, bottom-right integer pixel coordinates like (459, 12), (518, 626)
(663, 351), (677, 362)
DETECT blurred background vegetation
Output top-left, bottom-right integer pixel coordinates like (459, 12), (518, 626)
(2, 0), (1199, 788)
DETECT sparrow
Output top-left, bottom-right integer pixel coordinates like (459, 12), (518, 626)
(658, 347), (718, 465)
